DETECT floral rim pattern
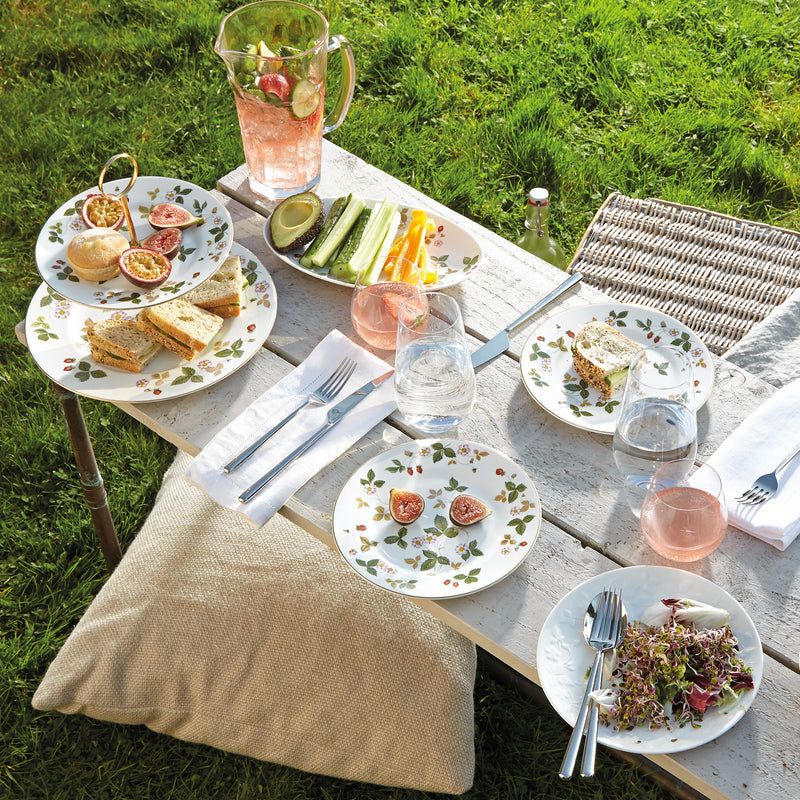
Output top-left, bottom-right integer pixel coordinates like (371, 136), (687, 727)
(333, 439), (541, 599)
(519, 302), (714, 435)
(35, 176), (234, 310)
(25, 242), (277, 403)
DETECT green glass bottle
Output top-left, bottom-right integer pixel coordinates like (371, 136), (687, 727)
(515, 187), (567, 270)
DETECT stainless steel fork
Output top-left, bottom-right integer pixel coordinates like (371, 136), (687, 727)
(223, 357), (356, 473)
(736, 440), (800, 506)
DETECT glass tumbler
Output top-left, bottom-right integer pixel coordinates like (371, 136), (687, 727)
(394, 292), (476, 434)
(612, 346), (698, 517)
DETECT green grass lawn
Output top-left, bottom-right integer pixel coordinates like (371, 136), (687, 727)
(1, 0), (798, 797)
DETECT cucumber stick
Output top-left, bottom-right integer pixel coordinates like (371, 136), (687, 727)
(299, 194), (349, 268)
(329, 208), (372, 281)
(332, 199), (400, 283)
(310, 195), (366, 268)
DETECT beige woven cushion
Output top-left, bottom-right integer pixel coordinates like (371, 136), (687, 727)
(32, 451), (476, 794)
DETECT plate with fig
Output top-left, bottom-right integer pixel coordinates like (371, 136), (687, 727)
(24, 242), (277, 403)
(332, 439), (541, 599)
(35, 176), (234, 310)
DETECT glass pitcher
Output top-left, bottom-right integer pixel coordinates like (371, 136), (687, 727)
(215, 1), (355, 199)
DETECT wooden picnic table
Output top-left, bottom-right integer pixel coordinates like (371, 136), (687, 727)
(19, 141), (800, 800)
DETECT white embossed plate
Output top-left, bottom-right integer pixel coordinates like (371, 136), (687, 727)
(263, 197), (482, 289)
(333, 439), (541, 599)
(35, 176), (233, 309)
(25, 242), (276, 403)
(519, 302), (714, 435)
(537, 565), (762, 754)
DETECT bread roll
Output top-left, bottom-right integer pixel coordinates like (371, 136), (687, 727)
(66, 228), (128, 281)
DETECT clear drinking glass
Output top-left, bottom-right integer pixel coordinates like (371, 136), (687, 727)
(394, 292), (476, 434)
(215, 1), (355, 199)
(641, 459), (728, 561)
(612, 346), (698, 517)
(350, 257), (425, 351)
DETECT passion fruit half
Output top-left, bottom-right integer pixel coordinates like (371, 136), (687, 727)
(449, 494), (492, 526)
(388, 488), (425, 525)
(148, 203), (204, 230)
(141, 227), (182, 259)
(81, 193), (124, 230)
(119, 247), (172, 289)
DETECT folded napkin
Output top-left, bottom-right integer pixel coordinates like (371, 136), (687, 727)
(725, 287), (800, 389)
(700, 377), (800, 550)
(186, 330), (396, 527)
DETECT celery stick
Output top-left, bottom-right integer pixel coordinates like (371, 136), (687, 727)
(310, 195), (365, 268)
(362, 210), (401, 285)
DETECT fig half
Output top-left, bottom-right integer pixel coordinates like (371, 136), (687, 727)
(389, 488), (425, 525)
(449, 494), (492, 526)
(141, 227), (182, 259)
(119, 247), (172, 289)
(148, 202), (204, 230)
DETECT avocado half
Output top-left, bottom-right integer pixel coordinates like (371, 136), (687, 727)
(270, 192), (325, 253)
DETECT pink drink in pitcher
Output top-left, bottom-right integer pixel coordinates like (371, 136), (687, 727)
(216, 1), (355, 200)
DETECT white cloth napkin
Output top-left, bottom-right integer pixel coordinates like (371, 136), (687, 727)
(186, 330), (396, 527)
(700, 377), (800, 550)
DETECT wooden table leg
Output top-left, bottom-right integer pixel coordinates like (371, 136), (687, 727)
(52, 382), (122, 574)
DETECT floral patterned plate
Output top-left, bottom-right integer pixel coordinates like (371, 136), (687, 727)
(25, 242), (277, 403)
(35, 176), (234, 310)
(519, 302), (714, 435)
(263, 198), (483, 290)
(537, 566), (762, 754)
(332, 439), (541, 599)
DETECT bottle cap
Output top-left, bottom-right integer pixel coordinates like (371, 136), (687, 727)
(527, 187), (549, 206)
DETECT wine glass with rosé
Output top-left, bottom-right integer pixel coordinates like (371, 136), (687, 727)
(641, 458), (728, 562)
(350, 257), (426, 351)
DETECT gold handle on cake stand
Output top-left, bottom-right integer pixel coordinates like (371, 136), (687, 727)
(98, 152), (140, 246)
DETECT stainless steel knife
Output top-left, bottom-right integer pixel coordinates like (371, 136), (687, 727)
(238, 370), (394, 503)
(471, 272), (583, 369)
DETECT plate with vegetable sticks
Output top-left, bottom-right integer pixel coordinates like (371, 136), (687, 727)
(263, 196), (483, 289)
(537, 565), (762, 754)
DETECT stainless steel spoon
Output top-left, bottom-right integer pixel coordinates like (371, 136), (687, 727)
(580, 594), (627, 777)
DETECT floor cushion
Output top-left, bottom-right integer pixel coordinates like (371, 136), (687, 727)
(33, 451), (477, 794)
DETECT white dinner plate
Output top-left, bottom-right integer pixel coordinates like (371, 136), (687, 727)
(333, 439), (541, 599)
(519, 302), (714, 435)
(537, 565), (763, 755)
(25, 242), (277, 403)
(35, 176), (234, 310)
(263, 197), (483, 290)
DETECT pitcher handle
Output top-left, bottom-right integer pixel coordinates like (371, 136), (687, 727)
(323, 34), (355, 135)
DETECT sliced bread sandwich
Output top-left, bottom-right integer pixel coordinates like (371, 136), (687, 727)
(136, 298), (223, 361)
(184, 255), (243, 318)
(572, 320), (643, 394)
(87, 318), (162, 373)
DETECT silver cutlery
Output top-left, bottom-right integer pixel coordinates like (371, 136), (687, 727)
(470, 271), (582, 369)
(736, 440), (800, 505)
(580, 591), (626, 778)
(558, 588), (623, 780)
(224, 357), (356, 473)
(238, 370), (394, 503)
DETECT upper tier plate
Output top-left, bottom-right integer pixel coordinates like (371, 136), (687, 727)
(36, 176), (233, 310)
(263, 197), (482, 289)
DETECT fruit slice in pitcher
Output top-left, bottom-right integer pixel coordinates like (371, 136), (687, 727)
(290, 79), (320, 119)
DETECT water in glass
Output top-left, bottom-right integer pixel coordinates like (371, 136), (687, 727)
(612, 347), (697, 517)
(394, 293), (475, 434)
